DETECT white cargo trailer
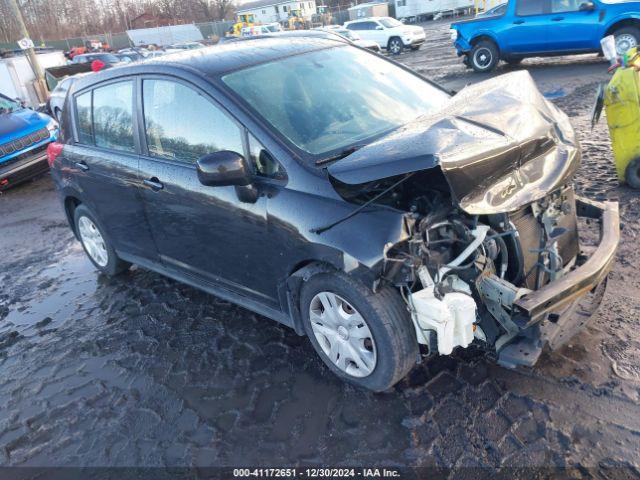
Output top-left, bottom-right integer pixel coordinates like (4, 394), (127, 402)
(395, 0), (473, 20)
(0, 51), (66, 108)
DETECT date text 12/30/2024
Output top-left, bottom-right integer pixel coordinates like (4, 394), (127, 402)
(233, 468), (401, 478)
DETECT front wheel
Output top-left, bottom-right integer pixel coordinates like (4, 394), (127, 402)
(469, 40), (499, 72)
(388, 37), (404, 55)
(74, 204), (131, 276)
(300, 272), (418, 391)
(613, 27), (640, 56)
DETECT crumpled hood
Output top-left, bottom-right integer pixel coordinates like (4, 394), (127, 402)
(0, 108), (51, 142)
(328, 71), (580, 214)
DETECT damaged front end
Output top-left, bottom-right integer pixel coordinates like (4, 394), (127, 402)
(329, 72), (620, 367)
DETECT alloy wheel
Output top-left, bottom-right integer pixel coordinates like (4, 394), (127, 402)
(309, 291), (377, 378)
(389, 39), (402, 55)
(473, 48), (493, 70)
(78, 216), (109, 267)
(615, 33), (638, 56)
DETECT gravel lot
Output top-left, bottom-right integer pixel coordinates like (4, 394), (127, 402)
(1, 20), (640, 472)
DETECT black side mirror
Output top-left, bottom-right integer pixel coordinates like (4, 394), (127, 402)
(579, 1), (595, 11)
(196, 151), (253, 187)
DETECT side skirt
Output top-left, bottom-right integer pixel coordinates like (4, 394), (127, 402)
(117, 251), (294, 329)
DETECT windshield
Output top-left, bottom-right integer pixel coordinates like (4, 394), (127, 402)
(379, 18), (403, 28)
(0, 95), (21, 114)
(96, 54), (120, 62)
(222, 46), (449, 157)
(338, 30), (359, 40)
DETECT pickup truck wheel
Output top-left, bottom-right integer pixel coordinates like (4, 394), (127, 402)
(470, 41), (499, 72)
(74, 205), (131, 276)
(613, 27), (639, 56)
(300, 272), (418, 392)
(388, 37), (404, 55)
(625, 157), (640, 189)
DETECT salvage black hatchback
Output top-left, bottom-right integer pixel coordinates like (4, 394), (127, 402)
(49, 36), (620, 391)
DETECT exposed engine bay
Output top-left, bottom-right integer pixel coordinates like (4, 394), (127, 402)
(372, 177), (584, 362)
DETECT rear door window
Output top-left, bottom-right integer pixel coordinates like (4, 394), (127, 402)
(92, 82), (135, 152)
(516, 0), (545, 15)
(141, 79), (244, 164)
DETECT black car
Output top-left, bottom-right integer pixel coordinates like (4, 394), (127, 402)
(49, 37), (619, 391)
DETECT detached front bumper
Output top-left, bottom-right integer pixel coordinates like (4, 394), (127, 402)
(499, 197), (619, 368)
(0, 144), (50, 190)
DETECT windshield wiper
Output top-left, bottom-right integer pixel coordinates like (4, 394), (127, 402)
(310, 172), (415, 235)
(315, 144), (366, 166)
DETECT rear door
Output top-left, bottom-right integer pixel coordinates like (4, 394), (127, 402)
(66, 79), (157, 261)
(503, 0), (550, 53)
(136, 77), (280, 307)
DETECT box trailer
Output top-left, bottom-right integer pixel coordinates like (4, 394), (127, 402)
(0, 50), (66, 108)
(348, 2), (390, 20)
(395, 0), (473, 20)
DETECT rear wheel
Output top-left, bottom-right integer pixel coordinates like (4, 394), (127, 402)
(388, 37), (404, 55)
(74, 204), (130, 276)
(469, 40), (499, 72)
(613, 27), (640, 56)
(300, 271), (418, 391)
(625, 157), (640, 189)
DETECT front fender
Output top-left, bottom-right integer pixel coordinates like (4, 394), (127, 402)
(605, 12), (640, 35)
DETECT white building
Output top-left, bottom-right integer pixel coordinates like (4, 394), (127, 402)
(236, 0), (317, 24)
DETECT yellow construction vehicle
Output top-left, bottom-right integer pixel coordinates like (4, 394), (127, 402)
(231, 14), (255, 36)
(594, 42), (640, 188)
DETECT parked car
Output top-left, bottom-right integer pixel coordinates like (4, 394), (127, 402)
(476, 2), (506, 16)
(71, 53), (122, 67)
(169, 42), (204, 50)
(0, 93), (57, 190)
(316, 26), (382, 51)
(115, 52), (145, 63)
(451, 0), (640, 72)
(344, 17), (426, 54)
(48, 37), (618, 391)
(47, 75), (85, 121)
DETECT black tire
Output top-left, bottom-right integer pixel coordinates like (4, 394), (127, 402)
(469, 40), (499, 72)
(410, 44), (421, 51)
(505, 57), (523, 65)
(625, 157), (640, 189)
(387, 37), (404, 55)
(300, 271), (418, 392)
(612, 26), (640, 56)
(73, 204), (130, 276)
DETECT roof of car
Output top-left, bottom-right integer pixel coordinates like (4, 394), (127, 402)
(73, 36), (348, 91)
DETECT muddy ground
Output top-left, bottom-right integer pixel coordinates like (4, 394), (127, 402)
(0, 21), (639, 473)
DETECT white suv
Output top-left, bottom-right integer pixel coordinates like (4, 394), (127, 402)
(344, 17), (425, 54)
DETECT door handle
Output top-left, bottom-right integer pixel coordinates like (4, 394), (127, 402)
(513, 19), (525, 24)
(143, 177), (164, 191)
(551, 16), (564, 20)
(75, 161), (89, 171)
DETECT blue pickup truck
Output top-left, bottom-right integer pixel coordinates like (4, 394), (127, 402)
(0, 93), (58, 190)
(451, 0), (640, 72)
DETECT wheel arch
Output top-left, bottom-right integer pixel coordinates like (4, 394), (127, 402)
(470, 33), (501, 52)
(604, 16), (640, 37)
(63, 194), (82, 238)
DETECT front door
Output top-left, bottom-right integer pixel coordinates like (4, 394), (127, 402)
(136, 78), (278, 306)
(546, 0), (601, 51)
